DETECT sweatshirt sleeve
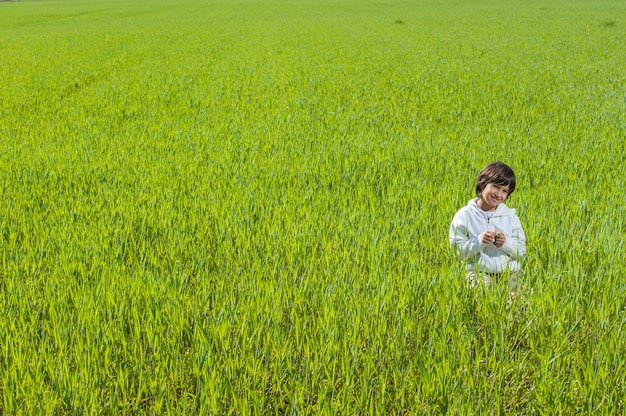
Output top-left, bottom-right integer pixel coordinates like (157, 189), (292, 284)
(500, 216), (526, 260)
(449, 214), (485, 261)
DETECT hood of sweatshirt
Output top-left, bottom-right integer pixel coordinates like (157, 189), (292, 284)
(466, 198), (516, 220)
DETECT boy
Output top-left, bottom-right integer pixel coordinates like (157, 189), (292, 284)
(449, 162), (526, 293)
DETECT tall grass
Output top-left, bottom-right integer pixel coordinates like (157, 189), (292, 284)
(0, 0), (625, 413)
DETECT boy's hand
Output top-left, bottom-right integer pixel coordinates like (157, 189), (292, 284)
(481, 231), (506, 247)
(494, 232), (506, 247)
(481, 230), (497, 245)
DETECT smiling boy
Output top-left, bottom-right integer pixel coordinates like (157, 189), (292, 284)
(449, 162), (526, 293)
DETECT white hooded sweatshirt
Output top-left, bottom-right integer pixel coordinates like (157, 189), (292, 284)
(449, 199), (526, 273)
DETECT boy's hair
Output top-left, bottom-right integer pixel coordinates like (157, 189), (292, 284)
(475, 162), (516, 197)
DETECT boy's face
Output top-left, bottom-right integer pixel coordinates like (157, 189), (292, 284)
(477, 183), (510, 212)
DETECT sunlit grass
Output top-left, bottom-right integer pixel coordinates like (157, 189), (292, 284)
(0, 0), (625, 413)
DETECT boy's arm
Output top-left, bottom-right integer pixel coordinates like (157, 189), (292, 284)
(449, 221), (486, 261)
(500, 219), (526, 260)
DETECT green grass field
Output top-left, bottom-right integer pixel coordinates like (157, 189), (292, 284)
(1, 0), (625, 413)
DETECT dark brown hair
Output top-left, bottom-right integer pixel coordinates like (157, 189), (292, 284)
(475, 162), (516, 197)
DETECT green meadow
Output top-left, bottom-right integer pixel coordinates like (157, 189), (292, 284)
(0, 0), (625, 413)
